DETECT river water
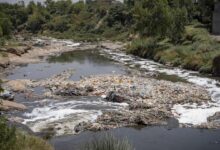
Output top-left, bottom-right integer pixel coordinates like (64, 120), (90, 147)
(51, 126), (220, 150)
(7, 49), (128, 135)
(5, 40), (220, 150)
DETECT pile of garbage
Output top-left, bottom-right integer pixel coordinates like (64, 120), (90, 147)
(4, 71), (211, 131)
(53, 74), (210, 106)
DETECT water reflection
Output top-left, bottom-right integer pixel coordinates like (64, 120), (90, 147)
(7, 50), (126, 80)
(47, 50), (112, 65)
(50, 126), (220, 150)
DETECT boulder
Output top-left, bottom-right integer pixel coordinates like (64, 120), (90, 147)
(33, 40), (49, 47)
(85, 85), (94, 92)
(55, 89), (82, 96)
(7, 47), (22, 56)
(106, 91), (127, 103)
(6, 80), (28, 92)
(74, 122), (92, 133)
(213, 55), (220, 76)
(134, 115), (148, 125)
(0, 100), (27, 111)
(6, 46), (31, 56)
(129, 102), (152, 110)
(0, 56), (10, 68)
(208, 112), (220, 123)
(23, 46), (32, 53)
(0, 90), (14, 101)
(0, 48), (7, 52)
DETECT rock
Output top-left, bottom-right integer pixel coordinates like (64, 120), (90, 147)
(7, 47), (22, 56)
(101, 42), (124, 51)
(55, 89), (82, 96)
(85, 85), (94, 92)
(0, 90), (14, 101)
(6, 80), (28, 92)
(0, 100), (27, 111)
(23, 45), (32, 52)
(106, 91), (128, 103)
(208, 112), (220, 125)
(6, 46), (30, 56)
(0, 56), (10, 68)
(129, 102), (152, 110)
(198, 112), (220, 129)
(33, 40), (49, 47)
(0, 48), (7, 52)
(8, 116), (24, 123)
(213, 55), (220, 76)
(74, 122), (92, 133)
(134, 115), (148, 125)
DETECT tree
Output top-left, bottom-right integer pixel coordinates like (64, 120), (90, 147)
(168, 0), (194, 21)
(27, 11), (46, 33)
(134, 0), (171, 37)
(169, 8), (188, 44)
(124, 0), (135, 7)
(47, 16), (69, 32)
(27, 1), (36, 14)
(107, 4), (133, 27)
(197, 0), (216, 24)
(0, 12), (12, 36)
(53, 0), (72, 15)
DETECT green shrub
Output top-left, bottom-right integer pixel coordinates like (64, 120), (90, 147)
(0, 37), (5, 46)
(82, 134), (134, 150)
(15, 132), (53, 150)
(128, 38), (158, 58)
(183, 54), (204, 70)
(0, 116), (16, 150)
(0, 116), (53, 150)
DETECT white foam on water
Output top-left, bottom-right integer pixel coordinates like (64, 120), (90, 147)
(22, 98), (128, 135)
(102, 49), (220, 125)
(172, 103), (220, 125)
(34, 37), (81, 48)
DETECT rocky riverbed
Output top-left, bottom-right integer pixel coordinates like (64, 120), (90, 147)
(1, 37), (220, 136)
(3, 69), (211, 134)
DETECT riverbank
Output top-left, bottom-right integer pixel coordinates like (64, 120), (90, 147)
(127, 24), (220, 76)
(0, 37), (98, 68)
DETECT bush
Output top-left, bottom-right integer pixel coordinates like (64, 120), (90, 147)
(134, 0), (171, 37)
(15, 132), (53, 150)
(0, 37), (5, 46)
(0, 12), (12, 37)
(168, 7), (188, 44)
(0, 116), (16, 150)
(46, 16), (69, 32)
(183, 54), (204, 70)
(0, 116), (53, 150)
(27, 11), (46, 33)
(128, 38), (158, 58)
(82, 134), (134, 150)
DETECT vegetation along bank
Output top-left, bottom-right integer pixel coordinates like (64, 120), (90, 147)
(0, 0), (220, 76)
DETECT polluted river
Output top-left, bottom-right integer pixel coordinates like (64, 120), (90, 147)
(2, 38), (220, 150)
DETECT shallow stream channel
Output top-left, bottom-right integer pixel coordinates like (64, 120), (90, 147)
(4, 39), (220, 150)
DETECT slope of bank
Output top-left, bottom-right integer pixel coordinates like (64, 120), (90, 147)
(127, 23), (220, 76)
(0, 116), (53, 150)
